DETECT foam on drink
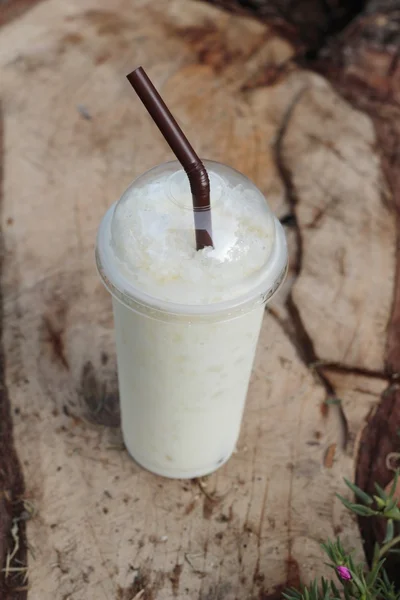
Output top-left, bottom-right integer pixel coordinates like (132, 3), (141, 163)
(110, 165), (275, 305)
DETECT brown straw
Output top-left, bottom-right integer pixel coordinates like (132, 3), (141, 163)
(126, 67), (213, 250)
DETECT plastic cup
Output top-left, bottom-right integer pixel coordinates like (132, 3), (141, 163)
(96, 160), (288, 479)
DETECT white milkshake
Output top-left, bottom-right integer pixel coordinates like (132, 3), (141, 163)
(96, 160), (287, 478)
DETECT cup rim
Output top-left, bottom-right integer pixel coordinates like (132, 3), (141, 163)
(96, 160), (288, 318)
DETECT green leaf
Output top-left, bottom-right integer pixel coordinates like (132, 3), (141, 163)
(283, 586), (304, 600)
(330, 581), (340, 595)
(389, 471), (399, 496)
(372, 542), (380, 565)
(383, 508), (400, 520)
(348, 504), (378, 517)
(348, 554), (356, 572)
(374, 481), (388, 500)
(384, 497), (398, 513)
(366, 557), (385, 587)
(384, 519), (394, 544)
(336, 495), (355, 511)
(377, 568), (400, 600)
(337, 538), (347, 557)
(321, 540), (339, 563)
(349, 570), (366, 594)
(344, 479), (373, 505)
(337, 494), (378, 516)
(382, 569), (391, 585)
(373, 495), (386, 510)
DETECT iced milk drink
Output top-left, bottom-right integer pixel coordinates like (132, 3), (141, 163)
(96, 160), (287, 479)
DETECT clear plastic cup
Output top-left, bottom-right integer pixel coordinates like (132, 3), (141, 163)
(96, 160), (288, 479)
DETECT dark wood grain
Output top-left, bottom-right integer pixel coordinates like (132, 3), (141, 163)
(0, 105), (28, 600)
(0, 0), (44, 28)
(201, 0), (365, 52)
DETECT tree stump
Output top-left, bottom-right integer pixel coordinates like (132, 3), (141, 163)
(313, 0), (400, 583)
(0, 0), (398, 598)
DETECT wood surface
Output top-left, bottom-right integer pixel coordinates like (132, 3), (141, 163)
(0, 0), (397, 598)
(312, 0), (400, 583)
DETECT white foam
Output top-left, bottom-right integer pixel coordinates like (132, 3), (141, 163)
(110, 168), (275, 304)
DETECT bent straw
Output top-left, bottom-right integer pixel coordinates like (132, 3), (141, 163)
(126, 67), (213, 250)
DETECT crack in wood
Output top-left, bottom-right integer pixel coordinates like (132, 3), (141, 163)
(273, 89), (351, 449)
(315, 363), (389, 381)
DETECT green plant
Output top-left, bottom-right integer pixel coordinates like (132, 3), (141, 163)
(283, 472), (400, 600)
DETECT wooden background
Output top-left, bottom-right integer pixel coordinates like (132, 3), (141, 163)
(0, 0), (398, 599)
